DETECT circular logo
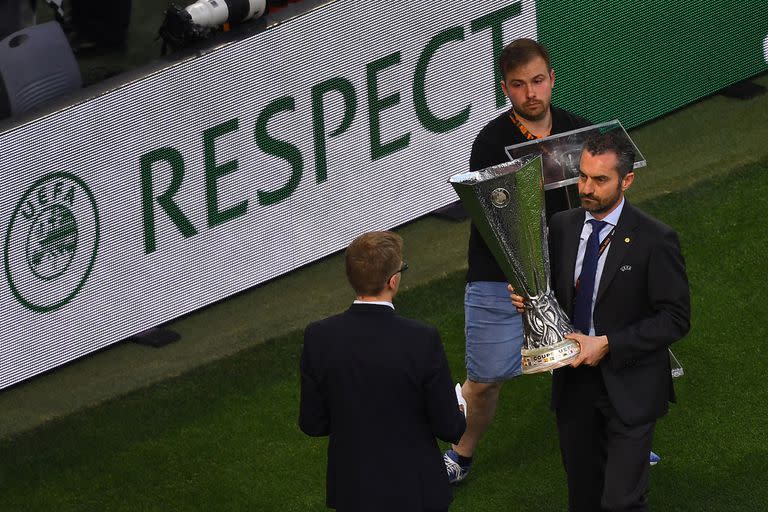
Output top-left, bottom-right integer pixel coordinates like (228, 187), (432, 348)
(5, 173), (99, 312)
(490, 187), (511, 208)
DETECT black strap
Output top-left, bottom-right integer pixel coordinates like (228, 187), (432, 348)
(597, 226), (616, 257)
(224, 0), (250, 23)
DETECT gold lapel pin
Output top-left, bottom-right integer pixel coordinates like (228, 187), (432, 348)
(624, 237), (631, 243)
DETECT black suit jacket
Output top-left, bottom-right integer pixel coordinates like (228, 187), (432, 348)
(299, 303), (466, 512)
(549, 201), (691, 425)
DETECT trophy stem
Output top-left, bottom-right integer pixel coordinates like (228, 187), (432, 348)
(520, 289), (579, 374)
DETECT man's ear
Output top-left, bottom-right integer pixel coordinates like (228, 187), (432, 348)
(622, 171), (635, 191)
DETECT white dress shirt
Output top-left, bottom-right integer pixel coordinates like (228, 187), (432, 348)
(353, 299), (395, 309)
(572, 198), (625, 335)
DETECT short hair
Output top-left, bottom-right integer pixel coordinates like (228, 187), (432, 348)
(499, 38), (552, 78)
(582, 131), (636, 178)
(345, 231), (403, 296)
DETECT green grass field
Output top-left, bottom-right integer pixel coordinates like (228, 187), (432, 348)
(2, 154), (766, 510)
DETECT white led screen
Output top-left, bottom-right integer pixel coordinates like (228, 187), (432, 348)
(0, 0), (535, 389)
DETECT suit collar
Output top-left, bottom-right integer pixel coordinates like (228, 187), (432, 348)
(606, 198), (640, 230)
(595, 200), (640, 303)
(353, 299), (394, 309)
(348, 303), (396, 315)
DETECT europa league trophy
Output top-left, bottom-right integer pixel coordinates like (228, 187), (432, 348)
(449, 155), (579, 374)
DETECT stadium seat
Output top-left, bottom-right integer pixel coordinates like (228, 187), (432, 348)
(0, 20), (81, 119)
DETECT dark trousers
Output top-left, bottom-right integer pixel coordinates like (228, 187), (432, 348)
(556, 367), (655, 512)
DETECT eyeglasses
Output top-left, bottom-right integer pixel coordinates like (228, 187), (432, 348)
(390, 261), (408, 280)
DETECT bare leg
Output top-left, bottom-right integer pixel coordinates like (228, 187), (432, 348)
(451, 379), (503, 457)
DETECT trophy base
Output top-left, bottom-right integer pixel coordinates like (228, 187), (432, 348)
(521, 339), (580, 374)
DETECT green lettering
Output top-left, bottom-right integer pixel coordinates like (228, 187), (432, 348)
(53, 181), (64, 202)
(37, 186), (48, 205)
(366, 52), (410, 161)
(21, 200), (34, 220)
(255, 96), (304, 206)
(204, 118), (248, 228)
(311, 77), (357, 183)
(470, 1), (523, 108)
(413, 26), (470, 133)
(62, 186), (75, 205)
(140, 147), (198, 254)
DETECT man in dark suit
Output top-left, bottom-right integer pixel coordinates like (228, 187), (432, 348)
(299, 231), (466, 512)
(512, 131), (690, 511)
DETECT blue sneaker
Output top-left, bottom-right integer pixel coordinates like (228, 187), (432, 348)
(649, 451), (661, 466)
(444, 449), (471, 484)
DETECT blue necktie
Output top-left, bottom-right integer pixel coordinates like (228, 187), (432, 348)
(573, 220), (608, 335)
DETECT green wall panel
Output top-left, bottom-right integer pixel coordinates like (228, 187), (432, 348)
(537, 0), (768, 127)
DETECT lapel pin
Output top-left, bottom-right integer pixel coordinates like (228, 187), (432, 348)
(624, 237), (631, 243)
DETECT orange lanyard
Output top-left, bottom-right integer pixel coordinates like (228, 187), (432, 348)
(509, 109), (550, 140)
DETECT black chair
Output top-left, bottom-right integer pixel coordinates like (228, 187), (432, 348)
(0, 20), (81, 119)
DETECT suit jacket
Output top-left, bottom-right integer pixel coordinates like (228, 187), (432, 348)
(549, 201), (691, 425)
(299, 303), (466, 512)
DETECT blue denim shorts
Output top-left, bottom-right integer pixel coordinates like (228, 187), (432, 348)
(464, 281), (524, 383)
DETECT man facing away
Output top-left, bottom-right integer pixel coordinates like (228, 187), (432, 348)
(444, 38), (591, 483)
(511, 131), (691, 511)
(300, 231), (466, 512)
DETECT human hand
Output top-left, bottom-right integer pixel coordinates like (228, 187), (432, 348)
(566, 332), (609, 367)
(507, 284), (525, 313)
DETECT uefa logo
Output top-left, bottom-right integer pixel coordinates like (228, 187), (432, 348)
(4, 172), (100, 312)
(490, 188), (511, 208)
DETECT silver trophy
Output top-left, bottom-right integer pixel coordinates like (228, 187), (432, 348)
(449, 155), (579, 374)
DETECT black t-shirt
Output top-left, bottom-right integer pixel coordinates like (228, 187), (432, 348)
(466, 106), (592, 283)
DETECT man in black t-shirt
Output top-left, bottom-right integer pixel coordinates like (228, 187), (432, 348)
(443, 38), (591, 484)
